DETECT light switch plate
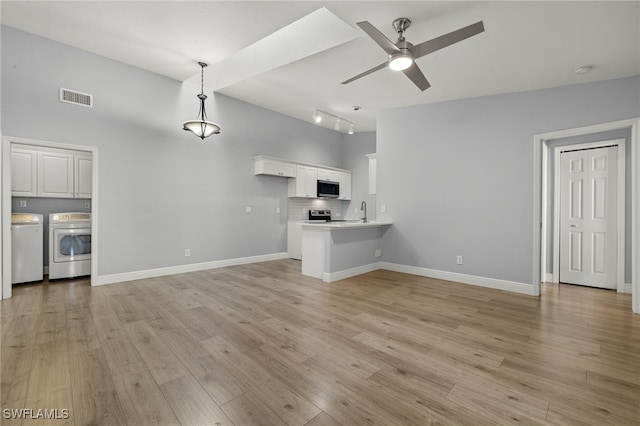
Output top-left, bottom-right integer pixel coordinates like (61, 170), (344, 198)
(245, 206), (252, 213)
(19, 200), (27, 207)
(380, 204), (386, 213)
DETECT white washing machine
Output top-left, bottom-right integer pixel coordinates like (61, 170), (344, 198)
(49, 212), (91, 280)
(12, 213), (44, 284)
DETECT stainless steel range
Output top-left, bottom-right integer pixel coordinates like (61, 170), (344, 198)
(308, 209), (345, 222)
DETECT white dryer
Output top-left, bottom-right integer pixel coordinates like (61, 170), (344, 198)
(49, 212), (91, 280)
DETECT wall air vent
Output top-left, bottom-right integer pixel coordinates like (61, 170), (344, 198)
(59, 88), (93, 108)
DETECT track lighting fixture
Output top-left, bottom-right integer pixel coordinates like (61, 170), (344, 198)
(311, 109), (355, 134)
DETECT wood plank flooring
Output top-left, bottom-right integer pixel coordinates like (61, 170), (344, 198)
(1, 259), (638, 425)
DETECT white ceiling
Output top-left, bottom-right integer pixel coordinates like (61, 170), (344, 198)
(2, 1), (639, 132)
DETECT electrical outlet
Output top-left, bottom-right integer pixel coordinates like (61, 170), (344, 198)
(19, 200), (27, 207)
(84, 201), (91, 209)
(245, 206), (252, 214)
(457, 255), (463, 265)
(185, 249), (191, 257)
(381, 204), (386, 213)
(354, 207), (358, 214)
(334, 212), (341, 217)
(375, 249), (381, 257)
(276, 207), (281, 214)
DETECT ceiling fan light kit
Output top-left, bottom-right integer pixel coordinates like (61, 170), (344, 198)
(183, 61), (221, 140)
(389, 52), (414, 71)
(342, 17), (485, 91)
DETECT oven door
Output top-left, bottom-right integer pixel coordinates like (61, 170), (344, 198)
(52, 227), (92, 263)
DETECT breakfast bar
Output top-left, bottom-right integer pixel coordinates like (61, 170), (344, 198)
(300, 221), (392, 282)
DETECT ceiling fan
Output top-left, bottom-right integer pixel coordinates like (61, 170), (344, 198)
(342, 18), (485, 91)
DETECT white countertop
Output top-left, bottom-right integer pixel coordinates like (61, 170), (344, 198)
(300, 220), (392, 230)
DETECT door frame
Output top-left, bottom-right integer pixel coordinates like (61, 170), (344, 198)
(552, 140), (626, 290)
(533, 117), (639, 314)
(1, 136), (99, 299)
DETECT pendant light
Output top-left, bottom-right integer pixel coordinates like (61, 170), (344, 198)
(182, 62), (221, 139)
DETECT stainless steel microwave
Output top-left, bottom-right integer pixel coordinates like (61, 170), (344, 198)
(317, 180), (339, 198)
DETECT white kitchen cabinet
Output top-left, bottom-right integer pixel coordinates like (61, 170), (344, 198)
(288, 165), (317, 198)
(37, 150), (74, 197)
(11, 148), (37, 197)
(337, 172), (352, 200)
(317, 168), (339, 182)
(11, 146), (92, 198)
(254, 156), (297, 177)
(75, 153), (93, 198)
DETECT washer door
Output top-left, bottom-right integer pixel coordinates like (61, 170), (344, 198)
(52, 228), (91, 263)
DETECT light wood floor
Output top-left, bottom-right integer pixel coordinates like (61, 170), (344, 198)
(1, 260), (639, 425)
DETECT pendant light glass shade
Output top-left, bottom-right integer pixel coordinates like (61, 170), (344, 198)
(183, 62), (220, 139)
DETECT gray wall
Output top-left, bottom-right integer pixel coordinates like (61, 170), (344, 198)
(342, 131), (376, 220)
(377, 76), (640, 286)
(2, 25), (345, 277)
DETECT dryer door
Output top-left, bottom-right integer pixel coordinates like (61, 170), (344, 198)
(52, 227), (91, 263)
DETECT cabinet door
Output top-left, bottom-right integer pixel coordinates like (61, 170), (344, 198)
(37, 151), (74, 198)
(303, 166), (318, 198)
(338, 172), (352, 200)
(318, 168), (340, 183)
(255, 158), (296, 177)
(11, 148), (37, 197)
(75, 153), (93, 198)
(289, 165), (317, 198)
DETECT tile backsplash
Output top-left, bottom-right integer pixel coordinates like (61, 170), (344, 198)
(288, 198), (345, 220)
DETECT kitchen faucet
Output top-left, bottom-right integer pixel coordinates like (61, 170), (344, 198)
(361, 201), (368, 223)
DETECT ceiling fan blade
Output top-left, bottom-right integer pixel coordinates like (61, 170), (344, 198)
(342, 62), (388, 85)
(357, 21), (400, 55)
(402, 63), (431, 91)
(412, 21), (485, 59)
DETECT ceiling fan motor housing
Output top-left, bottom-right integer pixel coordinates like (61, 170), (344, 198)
(392, 17), (411, 40)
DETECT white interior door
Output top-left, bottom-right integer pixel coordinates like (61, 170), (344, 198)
(559, 146), (617, 288)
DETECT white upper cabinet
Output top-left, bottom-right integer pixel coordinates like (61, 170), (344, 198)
(75, 153), (93, 198)
(288, 165), (318, 198)
(11, 148), (37, 197)
(337, 172), (352, 200)
(317, 168), (339, 182)
(37, 150), (75, 197)
(256, 155), (351, 200)
(11, 145), (92, 199)
(254, 156), (297, 177)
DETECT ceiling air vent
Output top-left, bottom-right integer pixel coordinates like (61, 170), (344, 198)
(59, 88), (93, 108)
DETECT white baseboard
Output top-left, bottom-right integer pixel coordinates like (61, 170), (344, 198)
(544, 273), (553, 283)
(623, 282), (632, 294)
(93, 252), (289, 286)
(94, 255), (537, 297)
(323, 262), (381, 283)
(378, 262), (536, 296)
